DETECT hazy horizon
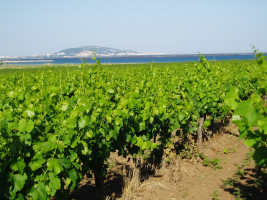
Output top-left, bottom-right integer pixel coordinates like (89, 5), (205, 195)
(1, 0), (266, 56)
(2, 45), (265, 58)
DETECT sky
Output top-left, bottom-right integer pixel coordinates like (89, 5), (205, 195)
(1, 0), (267, 56)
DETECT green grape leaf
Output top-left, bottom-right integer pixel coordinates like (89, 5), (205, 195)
(19, 133), (32, 145)
(142, 112), (149, 121)
(18, 119), (35, 133)
(31, 85), (38, 90)
(149, 116), (154, 123)
(69, 150), (78, 162)
(108, 89), (115, 93)
(141, 141), (147, 150)
(86, 130), (94, 138)
(106, 115), (112, 123)
(243, 137), (260, 147)
(114, 125), (120, 133)
(17, 193), (24, 200)
(47, 159), (63, 175)
(126, 135), (131, 143)
(12, 158), (26, 174)
(18, 119), (27, 132)
(48, 173), (61, 196)
(145, 141), (151, 150)
(253, 146), (267, 166)
(61, 101), (70, 111)
(13, 173), (27, 192)
(115, 118), (120, 125)
(67, 117), (76, 129)
(257, 117), (267, 134)
(25, 120), (35, 133)
(65, 178), (72, 188)
(224, 87), (239, 110)
(29, 158), (46, 171)
(61, 158), (71, 169)
(109, 130), (117, 140)
(139, 122), (145, 131)
(151, 143), (158, 151)
(235, 99), (258, 125)
(81, 140), (88, 155)
(78, 116), (89, 129)
(172, 121), (180, 130)
(131, 135), (137, 144)
(136, 137), (143, 147)
(30, 187), (38, 200)
(68, 168), (78, 190)
(7, 91), (15, 98)
(37, 183), (47, 200)
(49, 135), (58, 144)
(179, 113), (184, 121)
(26, 109), (35, 118)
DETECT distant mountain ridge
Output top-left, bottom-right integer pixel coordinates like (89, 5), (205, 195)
(56, 46), (139, 57)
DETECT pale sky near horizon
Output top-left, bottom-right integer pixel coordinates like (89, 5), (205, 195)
(1, 0), (266, 56)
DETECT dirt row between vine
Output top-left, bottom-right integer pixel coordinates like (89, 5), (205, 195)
(68, 123), (266, 200)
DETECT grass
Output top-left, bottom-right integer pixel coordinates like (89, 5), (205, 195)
(203, 157), (223, 170)
(243, 148), (254, 166)
(233, 187), (246, 200)
(210, 190), (220, 200)
(232, 148), (238, 153)
(107, 157), (117, 170)
(182, 189), (188, 198)
(235, 165), (245, 178)
(222, 177), (237, 187)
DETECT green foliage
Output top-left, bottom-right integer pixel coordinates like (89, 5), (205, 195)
(92, 52), (101, 65)
(0, 58), (266, 199)
(198, 53), (211, 72)
(251, 45), (266, 66)
(203, 118), (211, 131)
(224, 88), (267, 167)
(223, 87), (239, 110)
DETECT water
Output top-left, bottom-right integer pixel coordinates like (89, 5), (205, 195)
(2, 54), (265, 65)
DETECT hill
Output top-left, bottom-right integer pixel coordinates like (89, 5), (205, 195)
(56, 46), (139, 57)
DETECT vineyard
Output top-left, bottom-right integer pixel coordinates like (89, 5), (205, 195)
(0, 53), (267, 200)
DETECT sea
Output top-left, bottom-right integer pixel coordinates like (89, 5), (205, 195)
(2, 54), (266, 65)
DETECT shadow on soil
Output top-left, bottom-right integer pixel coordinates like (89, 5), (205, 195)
(223, 168), (267, 200)
(67, 171), (124, 200)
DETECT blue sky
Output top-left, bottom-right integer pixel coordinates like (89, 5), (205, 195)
(1, 0), (266, 56)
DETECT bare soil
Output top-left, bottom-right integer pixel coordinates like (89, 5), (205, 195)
(68, 123), (267, 200)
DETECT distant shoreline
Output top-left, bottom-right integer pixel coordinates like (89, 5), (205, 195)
(1, 53), (262, 61)
(2, 60), (54, 63)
